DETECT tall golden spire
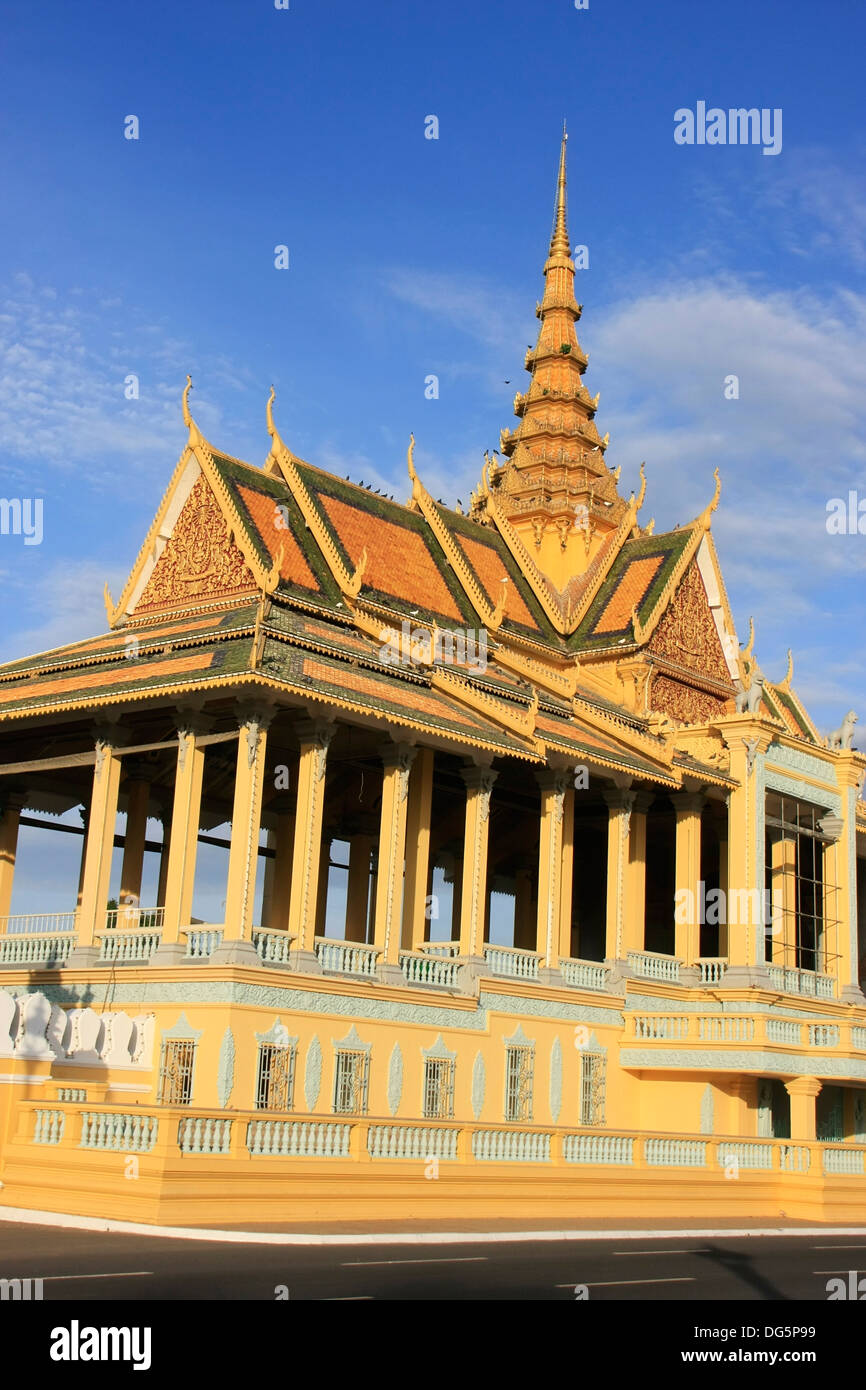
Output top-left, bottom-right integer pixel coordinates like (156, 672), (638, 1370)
(473, 128), (630, 589)
(549, 123), (571, 260)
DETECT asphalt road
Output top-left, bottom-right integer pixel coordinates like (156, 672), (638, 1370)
(2, 1223), (866, 1301)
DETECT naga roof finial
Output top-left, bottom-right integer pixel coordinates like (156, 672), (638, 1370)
(698, 467), (722, 530)
(407, 432), (417, 483)
(636, 461), (647, 511)
(182, 374), (202, 443)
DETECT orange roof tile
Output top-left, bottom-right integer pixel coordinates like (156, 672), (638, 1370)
(592, 556), (665, 635)
(455, 533), (538, 629)
(236, 483), (321, 591)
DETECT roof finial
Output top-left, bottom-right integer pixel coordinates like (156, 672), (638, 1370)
(266, 384), (277, 440)
(698, 467), (722, 530)
(182, 374), (201, 443)
(549, 123), (571, 259)
(407, 432), (417, 483)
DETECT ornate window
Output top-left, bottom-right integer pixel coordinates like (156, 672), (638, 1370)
(505, 1045), (534, 1122)
(423, 1058), (456, 1119)
(158, 1040), (196, 1106)
(256, 1042), (296, 1112)
(579, 1051), (606, 1126)
(333, 1050), (369, 1115)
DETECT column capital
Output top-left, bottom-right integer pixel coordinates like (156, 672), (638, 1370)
(602, 788), (636, 814)
(234, 699), (276, 732)
(121, 760), (152, 786)
(784, 1076), (823, 1099)
(175, 709), (215, 738)
(294, 716), (336, 750)
(461, 765), (498, 794)
(535, 768), (572, 796)
(671, 791), (707, 817)
(0, 789), (28, 815)
(631, 790), (655, 815)
(379, 741), (417, 772)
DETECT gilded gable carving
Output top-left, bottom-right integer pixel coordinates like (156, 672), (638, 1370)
(648, 561), (732, 686)
(136, 475), (256, 614)
(650, 674), (728, 726)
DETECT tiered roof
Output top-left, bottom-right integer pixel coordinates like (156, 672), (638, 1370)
(0, 137), (826, 782)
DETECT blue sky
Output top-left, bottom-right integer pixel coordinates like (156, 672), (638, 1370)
(1, 0), (865, 734)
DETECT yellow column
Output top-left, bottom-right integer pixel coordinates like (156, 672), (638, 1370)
(217, 710), (272, 960)
(266, 800), (295, 933)
(719, 719), (773, 987)
(155, 808), (172, 908)
(287, 718), (335, 969)
(625, 791), (652, 957)
(717, 819), (729, 958)
(0, 791), (26, 926)
(75, 807), (89, 909)
(155, 721), (209, 960)
(558, 778), (575, 963)
(345, 833), (374, 942)
(673, 791), (705, 973)
(602, 788), (634, 967)
(536, 770), (571, 974)
(785, 1077), (822, 1141)
(119, 773), (150, 905)
(373, 744), (416, 978)
(769, 836), (797, 966)
(75, 737), (124, 955)
(401, 746), (433, 950)
(833, 757), (865, 1005)
(458, 764), (497, 959)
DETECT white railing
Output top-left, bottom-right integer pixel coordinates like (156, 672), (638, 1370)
(183, 927), (224, 959)
(562, 1134), (633, 1165)
(808, 1023), (840, 1048)
(472, 1129), (552, 1162)
(177, 1116), (232, 1155)
(560, 958), (609, 991)
(779, 1144), (811, 1172)
(80, 1111), (159, 1152)
(419, 941), (460, 957)
(103, 906), (165, 932)
(399, 952), (460, 988)
(631, 1014), (690, 1041)
(853, 1026), (866, 1051)
(0, 911), (79, 935)
(246, 1119), (352, 1157)
(0, 933), (76, 966)
(697, 1015), (755, 1042)
(483, 945), (541, 980)
(716, 1142), (774, 1170)
(252, 928), (294, 965)
(645, 1138), (707, 1167)
(367, 1125), (459, 1160)
(823, 1147), (866, 1175)
(314, 938), (380, 976)
(697, 958), (727, 984)
(33, 1110), (66, 1145)
(628, 950), (681, 983)
(98, 930), (162, 963)
(767, 965), (835, 1000)
(766, 1019), (802, 1045)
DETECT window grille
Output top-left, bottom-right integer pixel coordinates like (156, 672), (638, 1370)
(505, 1045), (534, 1122)
(158, 1039), (196, 1105)
(764, 792), (841, 976)
(579, 1051), (606, 1126)
(333, 1050), (369, 1115)
(423, 1057), (455, 1119)
(255, 1043), (296, 1112)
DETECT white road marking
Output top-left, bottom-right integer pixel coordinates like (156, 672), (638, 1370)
(557, 1277), (696, 1288)
(341, 1257), (488, 1267)
(613, 1249), (712, 1256)
(41, 1271), (154, 1281)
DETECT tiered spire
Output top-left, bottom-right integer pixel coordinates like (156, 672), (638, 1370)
(477, 127), (630, 588)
